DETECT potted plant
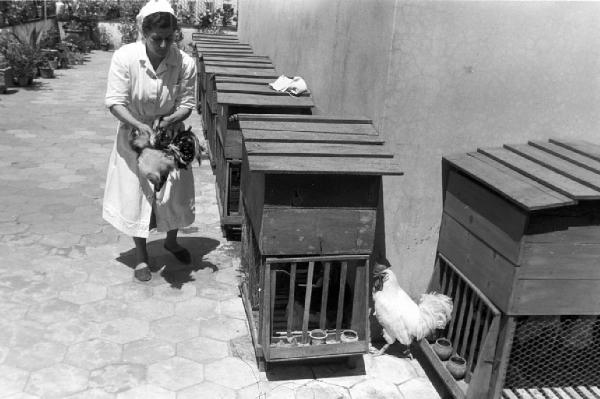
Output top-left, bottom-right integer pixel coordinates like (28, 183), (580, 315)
(0, 53), (13, 89)
(98, 26), (112, 51)
(38, 60), (54, 78)
(0, 30), (43, 87)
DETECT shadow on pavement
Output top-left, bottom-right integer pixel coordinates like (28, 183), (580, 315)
(116, 236), (221, 288)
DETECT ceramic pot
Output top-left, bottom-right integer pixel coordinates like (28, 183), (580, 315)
(309, 329), (327, 345)
(340, 330), (359, 343)
(446, 355), (467, 380)
(39, 67), (54, 79)
(432, 338), (453, 361)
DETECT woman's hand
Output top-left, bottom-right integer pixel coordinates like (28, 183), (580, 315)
(135, 122), (154, 137)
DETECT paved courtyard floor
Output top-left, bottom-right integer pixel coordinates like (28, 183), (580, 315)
(0, 50), (441, 398)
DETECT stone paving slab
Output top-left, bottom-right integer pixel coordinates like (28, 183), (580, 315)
(0, 50), (442, 398)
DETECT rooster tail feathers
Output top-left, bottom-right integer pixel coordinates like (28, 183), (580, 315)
(414, 292), (453, 340)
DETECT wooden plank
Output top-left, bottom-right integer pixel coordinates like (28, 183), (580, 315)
(259, 208), (377, 256)
(248, 155), (403, 175)
(270, 270), (277, 343)
(223, 129), (242, 159)
(286, 263), (297, 337)
(335, 261), (348, 340)
(264, 174), (379, 208)
(301, 261), (315, 344)
(530, 141), (600, 174)
(520, 242), (600, 279)
(505, 143), (600, 191)
(515, 389), (534, 399)
(550, 139), (600, 162)
(478, 147), (600, 199)
(217, 92), (314, 108)
(541, 388), (560, 399)
(242, 129), (384, 144)
(447, 278), (462, 342)
(589, 387), (600, 397)
(459, 294), (474, 364)
(527, 389), (547, 399)
(268, 340), (367, 360)
(513, 279), (600, 314)
(245, 142), (392, 158)
(261, 262), (271, 358)
(438, 214), (517, 313)
(502, 390), (519, 399)
(203, 55), (271, 62)
(350, 260), (367, 337)
(236, 113), (373, 123)
(207, 61), (275, 69)
(564, 387), (584, 399)
(452, 279), (469, 352)
(444, 169), (527, 265)
(239, 121), (377, 135)
(215, 76), (277, 85)
(577, 387), (597, 399)
(466, 300), (482, 375)
(266, 255), (369, 264)
(217, 83), (285, 95)
(445, 153), (574, 211)
(319, 262), (331, 330)
(206, 66), (277, 77)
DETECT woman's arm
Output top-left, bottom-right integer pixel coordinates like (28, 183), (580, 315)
(158, 107), (192, 129)
(109, 104), (154, 136)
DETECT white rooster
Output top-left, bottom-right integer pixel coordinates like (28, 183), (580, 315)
(371, 263), (453, 356)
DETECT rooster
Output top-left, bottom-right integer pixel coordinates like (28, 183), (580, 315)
(129, 118), (203, 192)
(371, 263), (453, 357)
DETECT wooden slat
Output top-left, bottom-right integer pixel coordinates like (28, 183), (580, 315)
(245, 142), (392, 158)
(513, 279), (600, 315)
(215, 76), (277, 85)
(530, 141), (600, 174)
(242, 129), (384, 144)
(452, 280), (469, 351)
(205, 66), (277, 77)
(505, 143), (600, 191)
(564, 387), (584, 399)
(287, 263), (297, 337)
(207, 61), (275, 69)
(447, 278), (462, 341)
(528, 389), (547, 399)
(268, 340), (366, 360)
(459, 292), (474, 362)
(520, 241), (600, 280)
(239, 121), (378, 135)
(236, 113), (372, 123)
(515, 389), (534, 399)
(467, 299), (482, 374)
(335, 261), (348, 340)
(577, 386), (597, 399)
(248, 155), (403, 175)
(260, 208), (377, 256)
(203, 55), (271, 62)
(550, 139), (600, 162)
(302, 261), (315, 344)
(217, 83), (284, 95)
(541, 388), (560, 399)
(445, 153), (574, 211)
(270, 270), (277, 337)
(478, 147), (600, 199)
(217, 92), (314, 108)
(590, 387), (600, 397)
(319, 262), (331, 330)
(502, 389), (519, 399)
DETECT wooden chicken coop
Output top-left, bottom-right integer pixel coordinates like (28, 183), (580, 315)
(414, 139), (600, 399)
(212, 87), (314, 236)
(236, 114), (403, 364)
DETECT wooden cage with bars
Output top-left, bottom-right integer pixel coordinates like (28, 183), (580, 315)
(414, 139), (600, 399)
(237, 114), (403, 363)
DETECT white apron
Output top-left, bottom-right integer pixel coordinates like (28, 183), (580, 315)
(102, 42), (197, 238)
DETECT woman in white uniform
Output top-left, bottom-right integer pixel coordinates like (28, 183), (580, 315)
(103, 0), (197, 281)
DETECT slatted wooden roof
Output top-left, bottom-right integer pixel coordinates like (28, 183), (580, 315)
(236, 114), (403, 175)
(216, 91), (314, 108)
(444, 139), (600, 211)
(204, 65), (278, 78)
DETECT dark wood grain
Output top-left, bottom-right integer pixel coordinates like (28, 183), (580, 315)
(505, 143), (600, 191)
(245, 142), (392, 157)
(478, 147), (600, 199)
(513, 279), (600, 315)
(238, 120), (378, 135)
(248, 155), (403, 175)
(259, 207), (377, 255)
(445, 152), (574, 211)
(242, 129), (384, 144)
(217, 92), (314, 107)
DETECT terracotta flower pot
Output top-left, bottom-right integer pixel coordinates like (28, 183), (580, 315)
(341, 329), (359, 343)
(446, 355), (467, 380)
(309, 329), (327, 345)
(39, 67), (54, 79)
(17, 75), (31, 87)
(432, 338), (453, 361)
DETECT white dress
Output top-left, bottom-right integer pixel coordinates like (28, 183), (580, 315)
(103, 41), (197, 238)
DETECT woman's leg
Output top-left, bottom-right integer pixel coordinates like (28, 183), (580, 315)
(164, 229), (191, 263)
(133, 236), (151, 281)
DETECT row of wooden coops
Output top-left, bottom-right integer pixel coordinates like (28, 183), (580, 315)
(192, 33), (600, 399)
(190, 33), (403, 368)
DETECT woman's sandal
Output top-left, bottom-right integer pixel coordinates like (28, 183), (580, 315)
(163, 245), (191, 264)
(134, 263), (152, 282)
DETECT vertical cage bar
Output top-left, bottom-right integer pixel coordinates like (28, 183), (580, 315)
(335, 261), (348, 341)
(319, 262), (331, 330)
(467, 299), (483, 375)
(459, 290), (475, 357)
(448, 277), (463, 342)
(302, 261), (315, 344)
(440, 259), (449, 294)
(452, 281), (469, 351)
(270, 269), (277, 338)
(286, 263), (297, 337)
